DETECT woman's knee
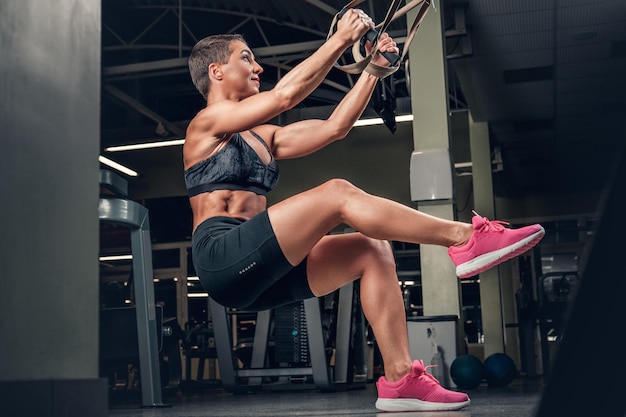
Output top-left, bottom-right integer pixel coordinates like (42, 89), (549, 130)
(352, 234), (396, 271)
(314, 179), (368, 216)
(320, 178), (363, 199)
(373, 239), (396, 270)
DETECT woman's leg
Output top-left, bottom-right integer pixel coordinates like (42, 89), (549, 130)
(267, 178), (543, 381)
(305, 232), (413, 382)
(268, 178), (472, 266)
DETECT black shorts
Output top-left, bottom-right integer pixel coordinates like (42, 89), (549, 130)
(191, 211), (314, 311)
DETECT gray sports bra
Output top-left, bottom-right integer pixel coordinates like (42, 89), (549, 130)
(184, 130), (279, 197)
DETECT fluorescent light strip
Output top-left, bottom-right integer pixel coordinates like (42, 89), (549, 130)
(352, 114), (414, 127)
(104, 115), (415, 152)
(106, 139), (185, 152)
(353, 117), (384, 127)
(188, 293), (209, 298)
(395, 114), (414, 123)
(99, 155), (138, 177)
(99, 254), (133, 261)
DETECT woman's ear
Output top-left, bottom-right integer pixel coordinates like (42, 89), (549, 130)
(208, 63), (223, 81)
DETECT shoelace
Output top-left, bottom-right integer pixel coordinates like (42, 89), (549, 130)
(411, 360), (440, 385)
(473, 210), (509, 232)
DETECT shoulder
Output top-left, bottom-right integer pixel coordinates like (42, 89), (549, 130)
(187, 100), (238, 136)
(184, 109), (229, 169)
(187, 106), (215, 136)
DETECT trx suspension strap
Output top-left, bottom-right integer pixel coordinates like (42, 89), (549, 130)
(328, 0), (433, 78)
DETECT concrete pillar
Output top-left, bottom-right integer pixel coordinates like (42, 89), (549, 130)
(0, 1), (106, 416)
(468, 112), (505, 355)
(407, 2), (462, 319)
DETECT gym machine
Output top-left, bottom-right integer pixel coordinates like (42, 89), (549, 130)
(98, 169), (168, 408)
(209, 281), (368, 393)
(537, 270), (579, 378)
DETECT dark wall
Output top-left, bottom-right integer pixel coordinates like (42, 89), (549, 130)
(0, 0), (105, 414)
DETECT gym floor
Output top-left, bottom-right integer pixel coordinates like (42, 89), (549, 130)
(107, 378), (544, 417)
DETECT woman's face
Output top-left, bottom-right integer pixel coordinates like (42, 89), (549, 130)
(221, 40), (264, 99)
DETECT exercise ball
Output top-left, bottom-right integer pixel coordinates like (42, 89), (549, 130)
(450, 354), (484, 389)
(483, 353), (516, 387)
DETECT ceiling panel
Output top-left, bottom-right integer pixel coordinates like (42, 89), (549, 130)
(475, 12), (553, 37)
(469, 0), (550, 15)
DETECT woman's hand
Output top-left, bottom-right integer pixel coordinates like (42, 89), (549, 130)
(368, 33), (399, 67)
(335, 8), (376, 45)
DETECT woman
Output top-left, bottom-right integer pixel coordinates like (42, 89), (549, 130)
(184, 9), (543, 412)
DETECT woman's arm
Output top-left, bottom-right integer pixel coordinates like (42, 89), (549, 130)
(197, 9), (374, 137)
(270, 33), (399, 160)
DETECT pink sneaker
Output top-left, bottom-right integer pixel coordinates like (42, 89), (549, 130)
(449, 211), (545, 279)
(375, 360), (470, 412)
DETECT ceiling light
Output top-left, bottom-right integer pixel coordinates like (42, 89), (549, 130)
(395, 114), (414, 123)
(106, 139), (185, 152)
(187, 293), (209, 298)
(353, 114), (413, 127)
(353, 117), (385, 127)
(99, 155), (139, 177)
(99, 254), (133, 261)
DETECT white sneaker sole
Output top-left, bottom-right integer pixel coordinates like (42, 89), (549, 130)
(375, 397), (471, 412)
(456, 227), (545, 279)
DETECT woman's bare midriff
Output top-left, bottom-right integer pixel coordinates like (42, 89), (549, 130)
(189, 190), (268, 232)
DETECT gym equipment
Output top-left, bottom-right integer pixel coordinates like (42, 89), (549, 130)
(209, 281), (368, 393)
(99, 306), (163, 360)
(98, 169), (168, 408)
(336, 7), (401, 66)
(328, 0), (432, 78)
(100, 306), (181, 393)
(515, 254), (539, 379)
(449, 354), (484, 389)
(537, 271), (579, 377)
(483, 353), (516, 387)
(180, 321), (219, 389)
(272, 301), (310, 366)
